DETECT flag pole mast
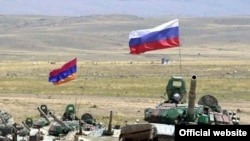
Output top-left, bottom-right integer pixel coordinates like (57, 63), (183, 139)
(178, 18), (182, 77)
(178, 44), (182, 77)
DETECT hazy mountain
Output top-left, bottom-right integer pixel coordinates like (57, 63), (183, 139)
(0, 0), (250, 17)
(1, 0), (250, 61)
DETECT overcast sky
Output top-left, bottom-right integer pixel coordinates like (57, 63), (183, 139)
(0, 0), (250, 17)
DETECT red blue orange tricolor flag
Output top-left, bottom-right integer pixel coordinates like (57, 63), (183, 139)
(48, 58), (77, 85)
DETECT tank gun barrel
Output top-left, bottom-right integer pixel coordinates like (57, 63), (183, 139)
(37, 107), (51, 124)
(107, 111), (113, 132)
(49, 112), (72, 131)
(187, 75), (197, 121)
(103, 111), (114, 136)
(22, 121), (31, 131)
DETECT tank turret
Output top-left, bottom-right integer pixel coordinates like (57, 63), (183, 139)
(120, 75), (241, 140)
(144, 75), (199, 124)
(48, 111), (84, 137)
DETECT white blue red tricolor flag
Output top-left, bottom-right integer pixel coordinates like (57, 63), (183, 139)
(129, 19), (180, 54)
(48, 58), (77, 85)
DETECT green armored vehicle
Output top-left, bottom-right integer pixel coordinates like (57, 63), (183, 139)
(119, 75), (240, 141)
(0, 110), (21, 139)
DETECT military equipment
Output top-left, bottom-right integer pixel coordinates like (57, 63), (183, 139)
(165, 76), (187, 103)
(81, 113), (96, 125)
(62, 104), (78, 121)
(0, 104), (121, 141)
(17, 104), (56, 141)
(102, 111), (114, 136)
(48, 104), (100, 137)
(21, 121), (31, 132)
(24, 104), (53, 130)
(0, 110), (31, 141)
(48, 104), (103, 137)
(0, 113), (16, 137)
(119, 75), (240, 141)
(33, 106), (51, 128)
(48, 104), (121, 141)
(48, 111), (74, 136)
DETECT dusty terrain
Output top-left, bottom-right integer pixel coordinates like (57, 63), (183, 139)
(0, 93), (249, 126)
(0, 16), (249, 141)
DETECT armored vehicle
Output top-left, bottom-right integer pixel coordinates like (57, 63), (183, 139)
(47, 104), (121, 141)
(0, 104), (120, 141)
(0, 110), (16, 137)
(119, 75), (240, 141)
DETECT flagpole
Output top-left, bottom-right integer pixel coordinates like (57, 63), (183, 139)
(178, 45), (182, 77)
(178, 18), (182, 77)
(76, 85), (84, 116)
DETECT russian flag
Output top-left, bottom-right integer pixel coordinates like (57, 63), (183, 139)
(129, 19), (180, 54)
(48, 58), (77, 85)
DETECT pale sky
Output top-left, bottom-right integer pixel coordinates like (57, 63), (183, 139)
(0, 0), (249, 17)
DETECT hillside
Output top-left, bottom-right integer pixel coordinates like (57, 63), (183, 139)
(1, 15), (250, 61)
(1, 14), (250, 126)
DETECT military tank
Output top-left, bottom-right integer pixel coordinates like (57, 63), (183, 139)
(0, 101), (121, 141)
(119, 75), (240, 141)
(2, 104), (120, 141)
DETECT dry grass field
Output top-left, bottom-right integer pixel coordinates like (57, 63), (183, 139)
(0, 60), (250, 126)
(0, 15), (250, 126)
